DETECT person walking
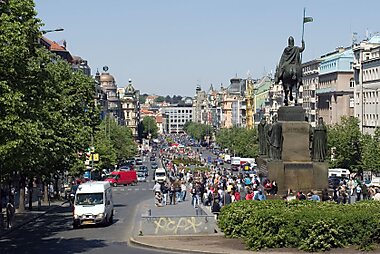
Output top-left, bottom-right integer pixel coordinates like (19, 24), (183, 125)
(180, 181), (187, 201)
(161, 182), (169, 206)
(169, 183), (176, 205)
(355, 184), (362, 202)
(6, 197), (15, 229)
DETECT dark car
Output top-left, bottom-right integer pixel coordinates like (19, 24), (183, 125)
(328, 177), (342, 189)
(138, 165), (149, 176)
(119, 165), (132, 171)
(151, 162), (158, 170)
(135, 158), (143, 165)
(150, 156), (155, 162)
(231, 165), (239, 171)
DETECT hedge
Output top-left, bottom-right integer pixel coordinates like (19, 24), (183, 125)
(217, 200), (380, 252)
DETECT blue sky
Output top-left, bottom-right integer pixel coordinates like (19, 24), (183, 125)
(35, 0), (380, 97)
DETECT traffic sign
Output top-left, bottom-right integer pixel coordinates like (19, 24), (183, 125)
(90, 153), (99, 162)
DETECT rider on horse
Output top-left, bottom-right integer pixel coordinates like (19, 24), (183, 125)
(275, 36), (305, 106)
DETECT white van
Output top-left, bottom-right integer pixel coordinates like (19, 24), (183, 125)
(328, 168), (350, 178)
(73, 181), (114, 229)
(154, 168), (167, 183)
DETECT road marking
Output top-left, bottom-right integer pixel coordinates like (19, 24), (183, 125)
(135, 188), (140, 191)
(120, 188), (124, 191)
(141, 188), (147, 191)
(56, 237), (63, 244)
(127, 188), (132, 191)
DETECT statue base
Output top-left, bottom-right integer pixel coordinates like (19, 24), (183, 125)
(257, 106), (328, 194)
(257, 157), (328, 194)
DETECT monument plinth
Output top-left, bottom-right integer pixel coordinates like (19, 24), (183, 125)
(257, 106), (328, 194)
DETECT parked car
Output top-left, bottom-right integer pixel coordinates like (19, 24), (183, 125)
(105, 170), (137, 187)
(151, 162), (158, 170)
(137, 172), (147, 182)
(150, 156), (155, 161)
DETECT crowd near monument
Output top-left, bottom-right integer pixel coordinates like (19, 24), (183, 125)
(257, 35), (328, 194)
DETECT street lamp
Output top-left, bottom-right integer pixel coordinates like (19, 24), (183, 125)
(41, 28), (64, 34)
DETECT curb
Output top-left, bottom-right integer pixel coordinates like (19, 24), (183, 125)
(129, 236), (228, 254)
(0, 201), (68, 238)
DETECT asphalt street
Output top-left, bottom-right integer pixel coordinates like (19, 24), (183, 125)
(0, 158), (182, 254)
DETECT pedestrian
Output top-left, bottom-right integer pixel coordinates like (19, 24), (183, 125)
(161, 183), (169, 206)
(355, 184), (362, 202)
(6, 197), (15, 229)
(169, 183), (176, 205)
(362, 184), (369, 200)
(180, 181), (187, 201)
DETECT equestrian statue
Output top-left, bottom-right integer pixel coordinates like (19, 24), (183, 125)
(275, 36), (304, 106)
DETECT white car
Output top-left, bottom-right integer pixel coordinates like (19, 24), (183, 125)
(137, 172), (146, 182)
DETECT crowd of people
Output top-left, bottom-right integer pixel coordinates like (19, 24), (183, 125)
(152, 134), (380, 212)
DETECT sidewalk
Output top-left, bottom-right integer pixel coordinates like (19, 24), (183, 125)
(0, 200), (66, 238)
(129, 193), (252, 253)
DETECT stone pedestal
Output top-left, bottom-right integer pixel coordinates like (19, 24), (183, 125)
(257, 106), (328, 194)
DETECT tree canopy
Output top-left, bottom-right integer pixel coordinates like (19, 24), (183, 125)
(141, 116), (158, 139)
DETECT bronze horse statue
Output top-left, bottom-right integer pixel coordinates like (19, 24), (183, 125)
(275, 36), (304, 106)
(275, 64), (302, 106)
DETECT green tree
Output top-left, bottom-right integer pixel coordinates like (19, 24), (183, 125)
(164, 95), (172, 103)
(328, 116), (362, 172)
(142, 116), (158, 138)
(139, 94), (148, 104)
(0, 0), (98, 209)
(154, 96), (165, 103)
(361, 128), (380, 173)
(93, 116), (137, 170)
(216, 127), (259, 158)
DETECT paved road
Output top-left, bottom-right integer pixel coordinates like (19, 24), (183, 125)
(0, 159), (181, 254)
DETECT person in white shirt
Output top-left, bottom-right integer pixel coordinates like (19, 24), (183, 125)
(373, 190), (380, 201)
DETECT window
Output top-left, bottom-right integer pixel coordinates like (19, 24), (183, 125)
(349, 97), (354, 108)
(350, 78), (355, 88)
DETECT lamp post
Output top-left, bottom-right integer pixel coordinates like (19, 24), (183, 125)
(41, 28), (64, 34)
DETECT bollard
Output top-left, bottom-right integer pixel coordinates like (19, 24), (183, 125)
(148, 209), (151, 216)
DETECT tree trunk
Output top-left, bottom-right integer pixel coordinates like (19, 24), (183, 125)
(43, 182), (48, 203)
(28, 179), (33, 210)
(54, 177), (59, 199)
(18, 176), (26, 213)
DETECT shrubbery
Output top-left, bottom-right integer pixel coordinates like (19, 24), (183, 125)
(218, 200), (380, 252)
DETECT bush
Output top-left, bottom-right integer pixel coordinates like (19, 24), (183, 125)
(217, 200), (380, 252)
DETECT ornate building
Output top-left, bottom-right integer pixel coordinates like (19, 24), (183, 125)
(121, 79), (140, 137)
(95, 68), (122, 122)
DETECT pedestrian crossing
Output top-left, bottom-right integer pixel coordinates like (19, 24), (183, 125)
(112, 186), (152, 192)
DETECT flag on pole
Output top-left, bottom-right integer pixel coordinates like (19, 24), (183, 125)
(303, 16), (313, 23)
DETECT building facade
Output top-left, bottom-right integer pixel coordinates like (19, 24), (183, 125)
(302, 59), (320, 127)
(121, 79), (140, 137)
(162, 105), (193, 134)
(353, 36), (380, 135)
(317, 47), (354, 125)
